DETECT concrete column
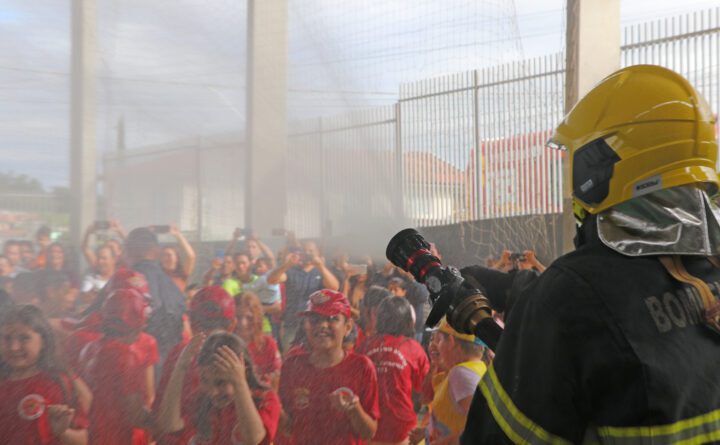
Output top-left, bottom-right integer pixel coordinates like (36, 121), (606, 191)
(562, 0), (620, 252)
(245, 0), (288, 236)
(70, 0), (97, 247)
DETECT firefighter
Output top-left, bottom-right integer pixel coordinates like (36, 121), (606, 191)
(460, 65), (720, 444)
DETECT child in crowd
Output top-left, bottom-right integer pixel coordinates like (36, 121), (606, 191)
(280, 289), (379, 445)
(420, 321), (487, 445)
(65, 268), (159, 408)
(153, 285), (236, 445)
(155, 332), (280, 445)
(357, 285), (392, 344)
(235, 291), (282, 390)
(80, 288), (153, 445)
(0, 304), (89, 445)
(358, 297), (430, 445)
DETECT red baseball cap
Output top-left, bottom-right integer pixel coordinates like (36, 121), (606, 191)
(105, 268), (150, 298)
(299, 289), (352, 318)
(190, 286), (235, 321)
(101, 288), (150, 334)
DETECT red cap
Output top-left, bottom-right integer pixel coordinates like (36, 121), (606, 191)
(300, 289), (352, 318)
(190, 286), (235, 321)
(101, 288), (150, 334)
(105, 268), (150, 298)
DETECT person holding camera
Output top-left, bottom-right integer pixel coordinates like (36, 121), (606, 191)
(267, 240), (339, 352)
(458, 66), (720, 443)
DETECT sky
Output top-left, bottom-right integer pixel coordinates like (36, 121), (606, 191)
(0, 0), (718, 188)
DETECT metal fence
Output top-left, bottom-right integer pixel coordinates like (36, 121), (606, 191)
(621, 8), (720, 124)
(103, 135), (245, 241)
(104, 7), (720, 245)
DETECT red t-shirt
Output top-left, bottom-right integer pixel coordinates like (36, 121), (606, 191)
(279, 351), (380, 445)
(0, 372), (88, 445)
(131, 332), (160, 368)
(358, 334), (430, 442)
(248, 335), (281, 382)
(82, 337), (147, 445)
(180, 389), (280, 445)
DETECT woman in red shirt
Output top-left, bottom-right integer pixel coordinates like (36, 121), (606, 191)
(358, 296), (430, 445)
(279, 289), (380, 445)
(235, 291), (282, 390)
(0, 304), (89, 445)
(155, 332), (280, 445)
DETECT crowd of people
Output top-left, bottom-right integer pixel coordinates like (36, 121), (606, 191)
(0, 223), (545, 445)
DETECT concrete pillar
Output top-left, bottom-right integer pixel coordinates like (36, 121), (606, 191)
(70, 0), (97, 247)
(245, 0), (288, 236)
(562, 0), (620, 252)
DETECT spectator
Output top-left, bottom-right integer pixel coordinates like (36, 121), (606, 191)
(126, 227), (186, 360)
(424, 320), (487, 445)
(45, 243), (78, 286)
(267, 241), (339, 351)
(155, 332), (281, 445)
(11, 271), (41, 306)
(81, 221), (126, 269)
(0, 255), (12, 277)
(34, 225), (52, 269)
(153, 285), (237, 445)
(18, 240), (36, 270)
(359, 296), (430, 445)
(234, 252), (259, 291)
(387, 277), (407, 297)
(279, 289), (379, 444)
(250, 257), (282, 314)
(225, 229), (276, 269)
(3, 240), (27, 277)
(79, 245), (117, 311)
(40, 270), (78, 320)
(358, 286), (392, 342)
(235, 291), (282, 390)
(203, 255), (240, 297)
(346, 258), (376, 319)
(81, 289), (153, 445)
(0, 304), (89, 445)
(160, 224), (197, 292)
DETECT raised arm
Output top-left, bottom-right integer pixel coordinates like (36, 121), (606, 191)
(170, 224), (196, 278)
(312, 256), (340, 291)
(267, 253), (300, 285)
(154, 334), (205, 434)
(81, 224), (97, 268)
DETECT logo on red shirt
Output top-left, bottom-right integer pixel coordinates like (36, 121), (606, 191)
(294, 387), (310, 409)
(17, 394), (45, 420)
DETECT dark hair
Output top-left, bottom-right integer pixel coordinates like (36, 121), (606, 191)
(255, 257), (272, 269)
(0, 305), (65, 377)
(12, 272), (41, 304)
(41, 270), (70, 297)
(18, 240), (34, 250)
(0, 304), (77, 410)
(376, 296), (415, 337)
(233, 251), (251, 261)
(125, 228), (158, 260)
(362, 285), (392, 309)
(343, 322), (358, 345)
(3, 240), (19, 251)
(387, 277), (407, 290)
(36, 226), (52, 238)
(194, 332), (268, 440)
(162, 246), (186, 278)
